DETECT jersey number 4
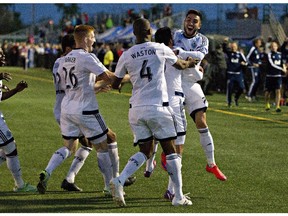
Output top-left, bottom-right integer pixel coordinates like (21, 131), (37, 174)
(140, 60), (152, 82)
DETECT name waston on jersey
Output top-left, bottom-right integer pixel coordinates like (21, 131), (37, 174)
(131, 49), (156, 59)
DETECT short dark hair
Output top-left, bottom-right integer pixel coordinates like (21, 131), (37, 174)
(133, 18), (150, 37)
(61, 34), (75, 51)
(155, 27), (172, 46)
(186, 9), (202, 20)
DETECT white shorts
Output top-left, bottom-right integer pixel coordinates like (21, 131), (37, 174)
(169, 94), (187, 145)
(61, 111), (108, 144)
(0, 113), (14, 147)
(129, 105), (177, 144)
(182, 82), (208, 117)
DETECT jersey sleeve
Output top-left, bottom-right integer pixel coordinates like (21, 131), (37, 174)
(85, 53), (108, 76)
(114, 52), (128, 78)
(163, 44), (178, 66)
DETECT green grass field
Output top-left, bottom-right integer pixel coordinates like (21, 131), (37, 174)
(0, 67), (287, 213)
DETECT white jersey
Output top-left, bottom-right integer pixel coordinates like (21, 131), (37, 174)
(165, 60), (183, 99)
(174, 30), (209, 83)
(61, 49), (108, 114)
(115, 42), (177, 107)
(52, 57), (66, 123)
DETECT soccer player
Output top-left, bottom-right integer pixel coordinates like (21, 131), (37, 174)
(245, 38), (263, 102)
(0, 50), (37, 192)
(37, 26), (133, 195)
(145, 26), (197, 201)
(172, 9), (227, 181)
(225, 42), (247, 107)
(110, 18), (197, 207)
(264, 41), (287, 112)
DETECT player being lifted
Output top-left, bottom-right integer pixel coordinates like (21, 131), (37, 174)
(110, 18), (198, 207)
(146, 10), (227, 193)
(173, 9), (227, 182)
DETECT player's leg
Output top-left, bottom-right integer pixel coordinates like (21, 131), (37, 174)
(0, 149), (6, 166)
(234, 75), (245, 106)
(107, 128), (119, 178)
(194, 110), (227, 181)
(144, 139), (158, 177)
(107, 128), (136, 186)
(91, 134), (113, 197)
(110, 139), (152, 207)
(226, 76), (233, 107)
(264, 79), (271, 111)
(0, 116), (36, 192)
(61, 136), (92, 192)
(37, 138), (78, 194)
(3, 141), (37, 192)
(275, 88), (282, 112)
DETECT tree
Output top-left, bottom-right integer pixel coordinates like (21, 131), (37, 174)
(0, 4), (24, 34)
(55, 3), (81, 18)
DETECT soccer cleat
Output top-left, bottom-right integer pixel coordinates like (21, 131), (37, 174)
(172, 196), (192, 206)
(37, 170), (50, 194)
(265, 103), (270, 111)
(110, 177), (126, 207)
(206, 164), (227, 181)
(144, 160), (157, 178)
(276, 108), (281, 113)
(234, 99), (239, 106)
(163, 190), (175, 201)
(61, 179), (82, 192)
(124, 176), (136, 187)
(14, 183), (37, 192)
(161, 152), (167, 171)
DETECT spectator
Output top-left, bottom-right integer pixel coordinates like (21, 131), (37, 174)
(245, 38), (263, 102)
(103, 43), (114, 71)
(264, 41), (287, 112)
(224, 42), (247, 107)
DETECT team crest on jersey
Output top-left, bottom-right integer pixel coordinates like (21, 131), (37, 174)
(53, 62), (59, 69)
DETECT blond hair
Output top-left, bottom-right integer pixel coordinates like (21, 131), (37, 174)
(74, 25), (95, 42)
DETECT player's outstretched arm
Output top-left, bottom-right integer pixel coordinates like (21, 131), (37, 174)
(0, 72), (12, 82)
(1, 80), (28, 101)
(173, 57), (199, 70)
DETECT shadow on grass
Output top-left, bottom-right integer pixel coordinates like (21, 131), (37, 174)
(0, 191), (185, 213)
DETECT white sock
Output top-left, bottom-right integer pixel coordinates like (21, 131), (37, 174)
(118, 152), (147, 185)
(167, 154), (181, 194)
(166, 153), (183, 200)
(66, 146), (92, 183)
(198, 127), (215, 166)
(6, 155), (24, 188)
(145, 141), (158, 172)
(0, 150), (6, 166)
(97, 151), (113, 189)
(45, 146), (71, 175)
(108, 142), (120, 178)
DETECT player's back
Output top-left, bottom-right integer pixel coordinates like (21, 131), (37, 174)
(116, 42), (177, 107)
(61, 49), (106, 114)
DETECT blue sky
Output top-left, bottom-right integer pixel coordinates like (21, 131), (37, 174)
(13, 3), (287, 25)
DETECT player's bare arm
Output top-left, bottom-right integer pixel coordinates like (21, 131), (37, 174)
(0, 72), (12, 82)
(1, 80), (28, 101)
(173, 57), (199, 70)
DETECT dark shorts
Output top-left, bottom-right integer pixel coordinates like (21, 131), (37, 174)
(264, 77), (282, 92)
